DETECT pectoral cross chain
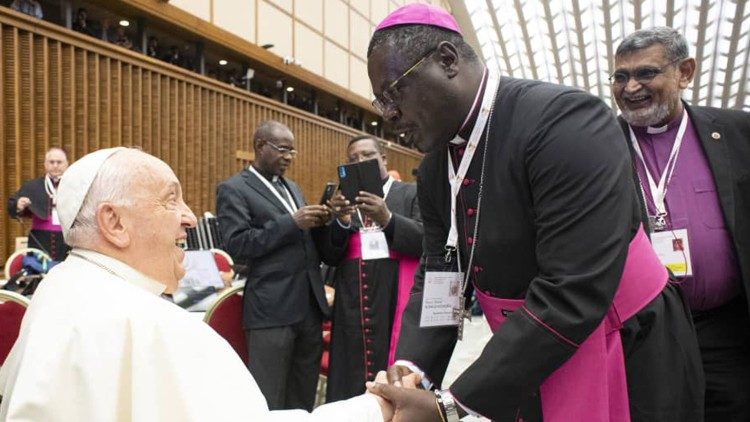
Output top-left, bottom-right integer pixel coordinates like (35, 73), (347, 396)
(453, 296), (472, 340)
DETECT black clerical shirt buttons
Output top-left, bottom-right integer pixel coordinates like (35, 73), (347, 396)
(367, 371), (374, 378)
(365, 328), (372, 333)
(364, 306), (371, 312)
(366, 350), (373, 355)
(362, 283), (369, 290)
(466, 208), (475, 216)
(365, 318), (371, 323)
(711, 132), (721, 140)
(361, 272), (367, 278)
(363, 295), (369, 301)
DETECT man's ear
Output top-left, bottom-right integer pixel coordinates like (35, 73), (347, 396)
(436, 41), (460, 78)
(677, 57), (696, 89)
(96, 203), (130, 248)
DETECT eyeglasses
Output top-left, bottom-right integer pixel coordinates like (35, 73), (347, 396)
(372, 47), (437, 115)
(265, 141), (297, 157)
(609, 58), (683, 86)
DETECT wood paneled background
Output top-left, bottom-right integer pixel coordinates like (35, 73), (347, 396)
(0, 8), (423, 262)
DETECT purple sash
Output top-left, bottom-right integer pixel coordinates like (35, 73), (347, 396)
(344, 232), (419, 365)
(475, 226), (666, 421)
(31, 214), (62, 232)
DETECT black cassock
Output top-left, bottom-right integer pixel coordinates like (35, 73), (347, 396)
(320, 180), (423, 402)
(396, 77), (704, 421)
(7, 177), (69, 261)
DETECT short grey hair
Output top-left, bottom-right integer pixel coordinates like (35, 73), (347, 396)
(615, 27), (689, 62)
(64, 149), (141, 248)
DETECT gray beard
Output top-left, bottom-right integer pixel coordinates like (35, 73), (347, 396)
(620, 101), (672, 127)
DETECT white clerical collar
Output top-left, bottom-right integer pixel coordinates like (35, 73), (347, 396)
(646, 124), (668, 134)
(69, 249), (166, 296)
(248, 165), (279, 183)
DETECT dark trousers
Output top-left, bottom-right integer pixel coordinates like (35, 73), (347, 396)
(246, 302), (323, 411)
(693, 296), (750, 422)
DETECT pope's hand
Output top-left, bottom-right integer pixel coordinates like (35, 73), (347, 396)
(370, 371), (394, 421)
(366, 380), (441, 422)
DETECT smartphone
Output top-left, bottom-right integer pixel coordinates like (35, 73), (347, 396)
(319, 182), (337, 205)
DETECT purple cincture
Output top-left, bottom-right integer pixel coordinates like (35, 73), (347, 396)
(632, 114), (741, 311)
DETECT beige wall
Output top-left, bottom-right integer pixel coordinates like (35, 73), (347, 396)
(169, 0), (451, 101)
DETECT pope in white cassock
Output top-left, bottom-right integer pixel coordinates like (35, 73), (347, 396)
(0, 148), (396, 421)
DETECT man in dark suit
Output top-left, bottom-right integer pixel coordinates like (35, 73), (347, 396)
(612, 27), (750, 421)
(320, 135), (423, 401)
(7, 147), (70, 261)
(216, 120), (331, 411)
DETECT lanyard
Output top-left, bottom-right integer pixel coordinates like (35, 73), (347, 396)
(446, 72), (499, 260)
(357, 176), (395, 230)
(44, 174), (58, 206)
(628, 110), (688, 221)
(248, 166), (298, 215)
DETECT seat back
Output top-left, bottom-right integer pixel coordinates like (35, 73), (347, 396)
(210, 248), (234, 273)
(203, 285), (247, 365)
(4, 248), (51, 280)
(0, 290), (30, 366)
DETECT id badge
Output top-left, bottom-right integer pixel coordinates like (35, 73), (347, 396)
(51, 207), (60, 226)
(360, 230), (390, 260)
(419, 271), (463, 327)
(651, 229), (692, 277)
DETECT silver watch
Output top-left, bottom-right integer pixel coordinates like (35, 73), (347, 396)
(437, 389), (460, 422)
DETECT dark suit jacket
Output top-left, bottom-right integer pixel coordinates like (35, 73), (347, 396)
(619, 103), (750, 313)
(216, 168), (329, 329)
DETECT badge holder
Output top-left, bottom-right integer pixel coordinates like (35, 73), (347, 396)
(358, 210), (389, 261)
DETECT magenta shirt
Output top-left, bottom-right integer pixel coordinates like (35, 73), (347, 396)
(631, 114), (741, 311)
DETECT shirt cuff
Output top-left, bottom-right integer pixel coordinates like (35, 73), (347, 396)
(393, 359), (433, 390)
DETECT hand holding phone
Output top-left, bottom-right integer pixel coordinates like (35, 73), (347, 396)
(319, 182), (337, 205)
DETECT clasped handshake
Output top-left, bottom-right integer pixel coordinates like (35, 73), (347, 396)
(293, 191), (390, 230)
(367, 364), (455, 422)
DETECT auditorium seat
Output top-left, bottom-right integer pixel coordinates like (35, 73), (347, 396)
(203, 284), (248, 365)
(0, 290), (30, 366)
(4, 248), (50, 280)
(210, 248), (234, 273)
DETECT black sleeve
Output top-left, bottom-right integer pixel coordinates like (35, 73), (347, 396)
(7, 191), (20, 219)
(216, 182), (302, 262)
(451, 91), (635, 420)
(386, 184), (424, 257)
(394, 157), (459, 388)
(314, 220), (352, 266)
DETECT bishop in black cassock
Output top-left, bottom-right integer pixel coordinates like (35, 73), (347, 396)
(364, 5), (704, 422)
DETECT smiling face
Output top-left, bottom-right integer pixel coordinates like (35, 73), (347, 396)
(368, 43), (465, 153)
(118, 155), (197, 292)
(612, 44), (694, 127)
(44, 148), (68, 181)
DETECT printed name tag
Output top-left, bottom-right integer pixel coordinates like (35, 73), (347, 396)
(360, 230), (390, 260)
(651, 229), (692, 277)
(420, 271), (463, 327)
(51, 207), (60, 226)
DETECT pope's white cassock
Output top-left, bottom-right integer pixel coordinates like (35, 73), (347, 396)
(0, 249), (382, 421)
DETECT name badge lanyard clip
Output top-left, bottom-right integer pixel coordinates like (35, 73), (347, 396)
(445, 72), (498, 339)
(628, 110), (689, 232)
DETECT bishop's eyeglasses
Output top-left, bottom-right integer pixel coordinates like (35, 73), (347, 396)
(608, 57), (683, 86)
(265, 141), (298, 157)
(372, 47), (437, 115)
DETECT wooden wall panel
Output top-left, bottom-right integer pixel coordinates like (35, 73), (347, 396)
(0, 9), (422, 261)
